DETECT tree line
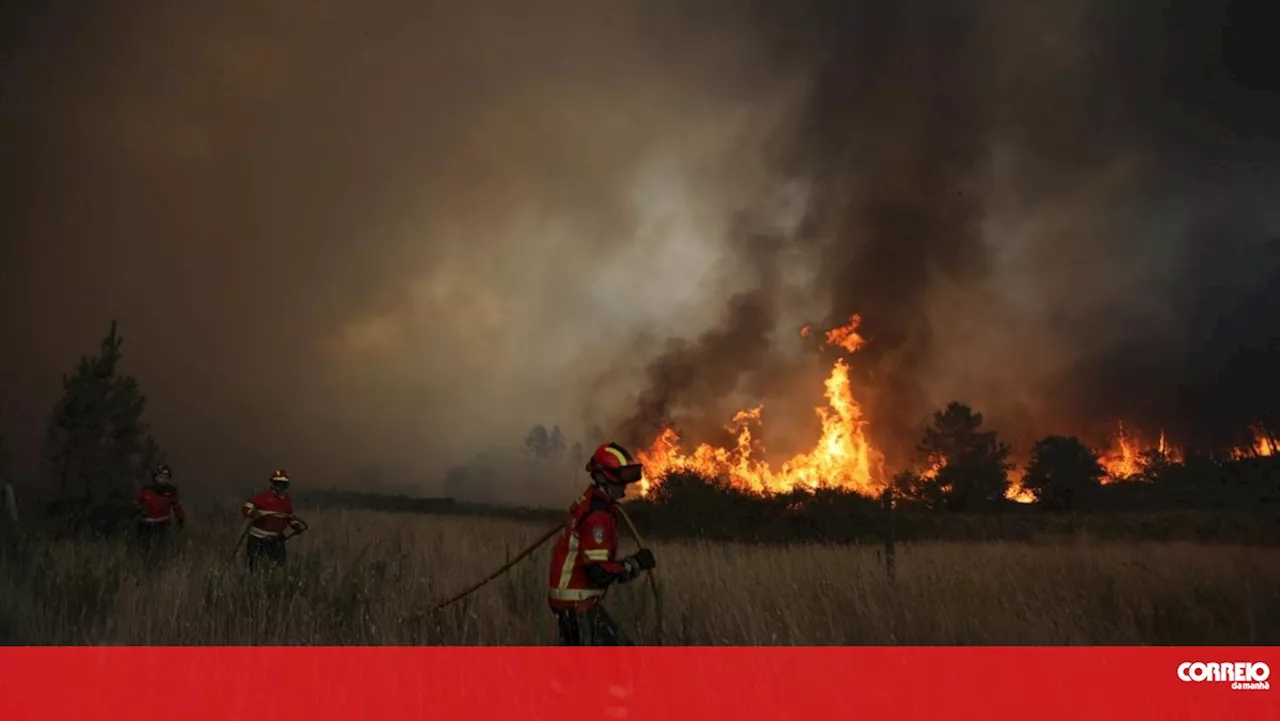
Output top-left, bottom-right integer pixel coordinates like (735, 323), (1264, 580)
(511, 399), (1277, 514)
(499, 395), (1278, 517)
(617, 401), (1277, 545)
(891, 400), (1277, 513)
(16, 320), (1279, 539)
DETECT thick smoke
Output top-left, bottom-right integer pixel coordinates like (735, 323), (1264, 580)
(3, 0), (1277, 505)
(0, 1), (805, 501)
(614, 225), (788, 449)
(616, 0), (1280, 467)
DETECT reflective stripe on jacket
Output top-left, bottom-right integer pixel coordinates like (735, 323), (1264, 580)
(547, 485), (628, 610)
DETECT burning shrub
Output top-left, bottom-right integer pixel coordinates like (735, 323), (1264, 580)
(1021, 436), (1107, 511)
(895, 402), (1013, 512)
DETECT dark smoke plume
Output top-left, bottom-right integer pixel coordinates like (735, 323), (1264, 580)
(617, 289), (774, 449)
(617, 0), (1280, 466)
(3, 0), (1277, 503)
(614, 225), (792, 449)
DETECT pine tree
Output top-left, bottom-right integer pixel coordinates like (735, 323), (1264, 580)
(523, 424), (550, 460)
(547, 425), (566, 462)
(1021, 435), (1105, 511)
(43, 320), (162, 530)
(912, 402), (1012, 512)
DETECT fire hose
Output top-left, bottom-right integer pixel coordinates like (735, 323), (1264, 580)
(428, 503), (663, 643)
(429, 523), (562, 613)
(616, 503), (664, 645)
(229, 519), (252, 560)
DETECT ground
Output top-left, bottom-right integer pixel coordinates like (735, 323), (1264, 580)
(1, 504), (1277, 644)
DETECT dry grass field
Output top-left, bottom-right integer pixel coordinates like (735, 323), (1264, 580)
(2, 504), (1278, 645)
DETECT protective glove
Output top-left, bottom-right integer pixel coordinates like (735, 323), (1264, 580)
(621, 548), (656, 578)
(290, 518), (309, 533)
(633, 548), (656, 570)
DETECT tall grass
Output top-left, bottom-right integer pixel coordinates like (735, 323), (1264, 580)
(1, 506), (1276, 644)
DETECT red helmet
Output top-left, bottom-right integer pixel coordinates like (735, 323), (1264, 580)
(270, 469), (290, 486)
(586, 443), (643, 486)
(153, 464), (172, 482)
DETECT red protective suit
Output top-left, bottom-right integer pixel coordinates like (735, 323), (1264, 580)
(134, 484), (185, 526)
(241, 490), (296, 539)
(547, 485), (632, 611)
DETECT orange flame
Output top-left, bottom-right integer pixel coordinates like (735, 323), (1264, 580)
(919, 455), (946, 481)
(824, 314), (866, 353)
(914, 453), (1033, 503)
(1098, 422), (1183, 481)
(1006, 468), (1035, 504)
(1230, 425), (1277, 459)
(633, 313), (1223, 503)
(1006, 486), (1035, 504)
(637, 316), (884, 496)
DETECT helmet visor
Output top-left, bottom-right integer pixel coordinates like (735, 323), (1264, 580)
(614, 464), (643, 485)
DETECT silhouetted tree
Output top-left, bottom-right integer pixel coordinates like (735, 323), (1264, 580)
(1022, 436), (1105, 511)
(913, 402), (1012, 512)
(523, 424), (550, 460)
(570, 441), (584, 467)
(1145, 449), (1214, 499)
(547, 425), (566, 461)
(891, 469), (942, 509)
(42, 321), (162, 530)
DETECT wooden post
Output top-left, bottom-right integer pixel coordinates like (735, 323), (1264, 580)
(882, 486), (896, 586)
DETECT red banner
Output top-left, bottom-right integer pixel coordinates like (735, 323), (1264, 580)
(0, 647), (1274, 720)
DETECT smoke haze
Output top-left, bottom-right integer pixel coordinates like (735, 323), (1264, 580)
(616, 0), (1280, 468)
(2, 0), (1277, 502)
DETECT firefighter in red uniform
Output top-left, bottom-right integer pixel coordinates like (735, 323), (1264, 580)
(547, 442), (656, 645)
(241, 469), (307, 569)
(133, 464), (185, 554)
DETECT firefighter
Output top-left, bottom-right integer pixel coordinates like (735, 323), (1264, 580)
(241, 468), (307, 569)
(547, 442), (657, 646)
(133, 464), (185, 554)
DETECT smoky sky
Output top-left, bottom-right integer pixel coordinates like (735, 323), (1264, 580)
(613, 0), (1280, 465)
(2, 0), (1278, 501)
(796, 0), (1280, 460)
(0, 0), (810, 498)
